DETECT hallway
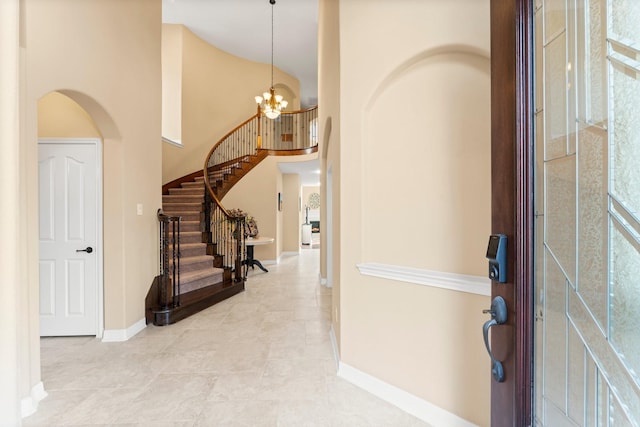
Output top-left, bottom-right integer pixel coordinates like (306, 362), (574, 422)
(24, 249), (429, 426)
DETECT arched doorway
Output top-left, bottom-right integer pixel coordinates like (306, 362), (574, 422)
(37, 91), (115, 337)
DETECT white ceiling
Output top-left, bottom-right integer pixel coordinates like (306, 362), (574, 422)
(162, 0), (320, 186)
(162, 0), (318, 107)
(278, 160), (321, 186)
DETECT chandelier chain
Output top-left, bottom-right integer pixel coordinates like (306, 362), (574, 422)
(271, 0), (274, 87)
(254, 0), (287, 119)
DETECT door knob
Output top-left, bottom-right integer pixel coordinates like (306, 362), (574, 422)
(482, 296), (507, 382)
(76, 246), (93, 253)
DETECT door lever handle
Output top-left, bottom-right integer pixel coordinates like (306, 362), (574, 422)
(482, 296), (507, 383)
(76, 246), (93, 253)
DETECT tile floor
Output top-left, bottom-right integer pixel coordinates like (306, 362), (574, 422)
(23, 249), (430, 427)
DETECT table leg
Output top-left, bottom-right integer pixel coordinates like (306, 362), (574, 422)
(245, 245), (269, 274)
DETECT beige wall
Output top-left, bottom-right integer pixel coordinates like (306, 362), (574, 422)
(38, 92), (101, 138)
(331, 0), (491, 425)
(302, 185), (320, 222)
(0, 0), (162, 418)
(162, 25), (183, 143)
(221, 157), (280, 262)
(0, 0), (22, 422)
(221, 154), (316, 262)
(282, 174), (302, 252)
(318, 0), (341, 347)
(162, 25), (301, 184)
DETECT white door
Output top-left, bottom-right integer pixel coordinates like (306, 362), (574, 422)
(39, 140), (100, 336)
(534, 1), (640, 424)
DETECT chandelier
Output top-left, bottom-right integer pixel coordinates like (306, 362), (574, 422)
(254, 0), (288, 119)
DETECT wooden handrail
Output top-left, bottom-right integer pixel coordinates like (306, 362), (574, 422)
(203, 105), (318, 216)
(202, 106), (318, 283)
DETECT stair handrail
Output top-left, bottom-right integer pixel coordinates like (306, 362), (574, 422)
(202, 106), (318, 282)
(203, 105), (318, 216)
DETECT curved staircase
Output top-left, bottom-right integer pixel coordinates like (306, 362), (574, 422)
(146, 106), (318, 326)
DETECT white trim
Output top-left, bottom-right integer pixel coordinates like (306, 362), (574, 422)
(101, 318), (146, 342)
(95, 138), (104, 339)
(280, 251), (300, 256)
(329, 327), (478, 427)
(162, 136), (182, 147)
(20, 382), (47, 419)
(337, 362), (479, 427)
(329, 325), (339, 371)
(320, 275), (329, 287)
(356, 262), (491, 296)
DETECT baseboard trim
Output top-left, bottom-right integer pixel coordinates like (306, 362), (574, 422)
(21, 381), (47, 418)
(281, 251), (300, 256)
(330, 325), (476, 427)
(356, 262), (490, 296)
(101, 317), (146, 342)
(337, 362), (478, 427)
(329, 325), (339, 371)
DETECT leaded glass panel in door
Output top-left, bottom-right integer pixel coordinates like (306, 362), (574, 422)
(534, 0), (640, 425)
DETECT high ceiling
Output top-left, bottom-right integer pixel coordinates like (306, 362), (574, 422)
(162, 0), (318, 108)
(162, 0), (320, 186)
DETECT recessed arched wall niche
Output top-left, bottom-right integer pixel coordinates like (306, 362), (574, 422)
(38, 89), (120, 140)
(38, 91), (100, 138)
(362, 46), (491, 277)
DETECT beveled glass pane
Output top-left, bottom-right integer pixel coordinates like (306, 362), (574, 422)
(536, 112), (546, 213)
(568, 324), (585, 425)
(610, 0), (640, 43)
(577, 125), (608, 329)
(544, 0), (567, 43)
(545, 402), (577, 427)
(585, 357), (597, 427)
(566, 0), (577, 156)
(610, 392), (634, 426)
(535, 196), (545, 425)
(545, 33), (569, 160)
(587, 0), (607, 124)
(544, 248), (568, 408)
(611, 65), (640, 217)
(610, 223), (640, 385)
(597, 373), (609, 426)
(546, 155), (576, 285)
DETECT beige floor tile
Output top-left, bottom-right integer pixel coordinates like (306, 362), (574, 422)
(24, 249), (431, 427)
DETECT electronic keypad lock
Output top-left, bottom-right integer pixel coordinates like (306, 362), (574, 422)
(486, 234), (507, 283)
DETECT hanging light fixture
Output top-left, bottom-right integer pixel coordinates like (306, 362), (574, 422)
(254, 0), (288, 119)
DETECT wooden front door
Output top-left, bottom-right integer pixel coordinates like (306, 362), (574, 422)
(489, 1), (535, 425)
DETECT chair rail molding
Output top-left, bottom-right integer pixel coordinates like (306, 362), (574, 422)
(356, 262), (490, 296)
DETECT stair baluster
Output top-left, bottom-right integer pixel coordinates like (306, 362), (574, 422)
(157, 209), (181, 308)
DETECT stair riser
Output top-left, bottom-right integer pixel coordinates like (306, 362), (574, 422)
(180, 182), (204, 189)
(177, 221), (201, 232)
(180, 245), (208, 258)
(175, 233), (204, 244)
(162, 212), (200, 222)
(179, 272), (224, 294)
(169, 188), (204, 195)
(163, 195), (204, 203)
(163, 203), (202, 213)
(170, 259), (214, 273)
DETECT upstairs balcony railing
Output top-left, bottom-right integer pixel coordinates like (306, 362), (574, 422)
(203, 106), (318, 280)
